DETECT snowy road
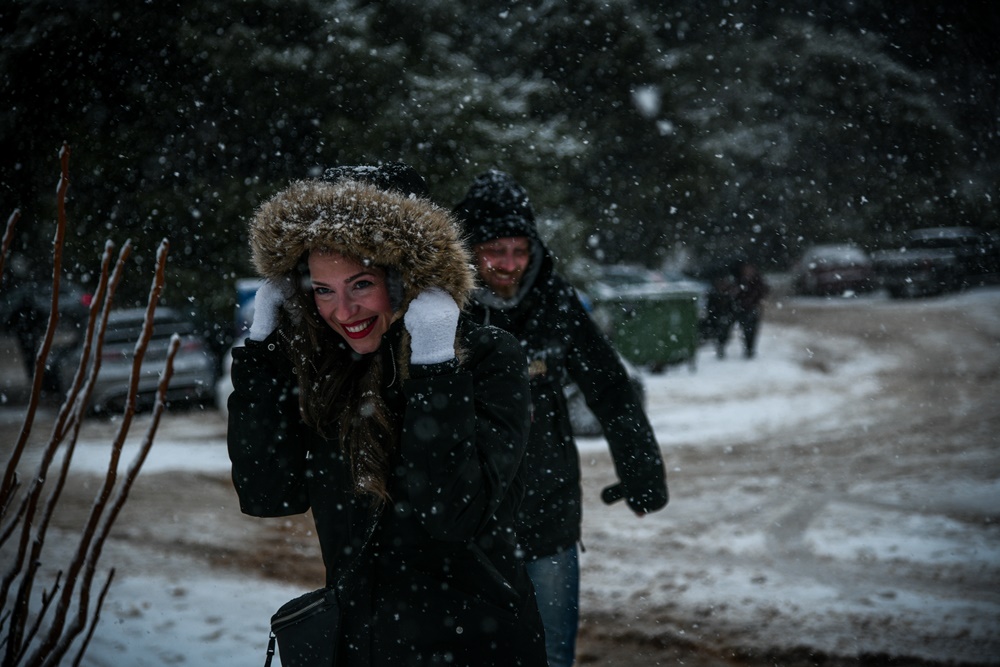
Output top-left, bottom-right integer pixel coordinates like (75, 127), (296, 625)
(2, 285), (999, 666)
(576, 287), (1000, 666)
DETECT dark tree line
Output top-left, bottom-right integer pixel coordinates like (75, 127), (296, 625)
(2, 0), (997, 347)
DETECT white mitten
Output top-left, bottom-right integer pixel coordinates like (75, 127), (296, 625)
(404, 288), (460, 365)
(248, 277), (294, 341)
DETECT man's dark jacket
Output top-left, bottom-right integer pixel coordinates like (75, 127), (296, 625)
(465, 251), (669, 560)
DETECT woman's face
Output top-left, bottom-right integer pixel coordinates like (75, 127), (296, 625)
(308, 251), (394, 355)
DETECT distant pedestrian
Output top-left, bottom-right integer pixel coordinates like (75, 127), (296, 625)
(701, 272), (737, 358)
(728, 260), (769, 358)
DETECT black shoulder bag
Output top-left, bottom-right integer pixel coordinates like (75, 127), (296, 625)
(264, 508), (382, 667)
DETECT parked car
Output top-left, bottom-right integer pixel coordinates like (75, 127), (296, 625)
(871, 227), (998, 299)
(906, 227), (1000, 283)
(58, 306), (217, 413)
(791, 244), (877, 296)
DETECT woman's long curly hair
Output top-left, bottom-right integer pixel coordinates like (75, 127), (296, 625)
(281, 259), (399, 504)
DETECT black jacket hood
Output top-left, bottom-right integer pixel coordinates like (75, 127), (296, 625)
(453, 170), (541, 247)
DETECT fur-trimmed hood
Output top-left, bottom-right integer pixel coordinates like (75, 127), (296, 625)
(249, 179), (475, 312)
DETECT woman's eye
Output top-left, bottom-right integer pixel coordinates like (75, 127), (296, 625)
(354, 280), (374, 290)
(313, 286), (332, 298)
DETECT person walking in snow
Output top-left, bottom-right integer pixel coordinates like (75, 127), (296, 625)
(227, 164), (546, 667)
(728, 259), (769, 359)
(452, 169), (669, 667)
(700, 270), (738, 358)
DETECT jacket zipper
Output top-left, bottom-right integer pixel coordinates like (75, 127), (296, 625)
(272, 595), (328, 628)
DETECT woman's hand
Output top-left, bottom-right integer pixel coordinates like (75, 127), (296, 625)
(404, 288), (459, 364)
(248, 277), (294, 341)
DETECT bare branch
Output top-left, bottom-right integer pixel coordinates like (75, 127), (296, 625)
(0, 145), (71, 508)
(0, 243), (125, 656)
(45, 329), (179, 667)
(69, 570), (114, 667)
(0, 145), (73, 663)
(14, 571), (61, 665)
(49, 242), (119, 445)
(28, 240), (170, 667)
(11, 146), (72, 488)
(2, 147), (175, 667)
(0, 213), (22, 545)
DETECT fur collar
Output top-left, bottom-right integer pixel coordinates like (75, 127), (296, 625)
(249, 179), (475, 311)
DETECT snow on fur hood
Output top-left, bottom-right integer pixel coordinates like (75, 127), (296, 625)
(249, 179), (475, 311)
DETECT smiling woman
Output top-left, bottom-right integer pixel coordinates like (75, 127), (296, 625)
(226, 164), (546, 667)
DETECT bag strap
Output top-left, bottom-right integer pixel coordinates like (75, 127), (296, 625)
(264, 632), (276, 667)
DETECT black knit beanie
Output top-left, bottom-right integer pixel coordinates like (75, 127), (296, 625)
(453, 170), (540, 246)
(322, 162), (430, 200)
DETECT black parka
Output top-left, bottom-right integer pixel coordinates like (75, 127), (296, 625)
(454, 170), (668, 560)
(227, 176), (546, 666)
(466, 250), (669, 560)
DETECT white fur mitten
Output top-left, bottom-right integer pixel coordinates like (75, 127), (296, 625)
(404, 288), (460, 365)
(248, 277), (294, 341)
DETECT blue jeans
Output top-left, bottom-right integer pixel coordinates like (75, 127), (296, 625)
(525, 545), (579, 667)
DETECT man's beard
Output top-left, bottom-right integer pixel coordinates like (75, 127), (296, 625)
(492, 282), (518, 299)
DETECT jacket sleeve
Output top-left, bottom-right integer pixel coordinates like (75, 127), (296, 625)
(564, 291), (669, 514)
(226, 334), (311, 517)
(399, 324), (531, 541)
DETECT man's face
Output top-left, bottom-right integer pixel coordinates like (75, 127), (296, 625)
(473, 236), (532, 299)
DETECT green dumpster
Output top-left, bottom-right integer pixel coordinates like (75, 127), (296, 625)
(592, 290), (700, 372)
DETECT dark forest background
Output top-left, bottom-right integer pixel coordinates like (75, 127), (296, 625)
(2, 0), (998, 347)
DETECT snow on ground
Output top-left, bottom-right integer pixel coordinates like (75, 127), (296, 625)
(81, 573), (291, 667)
(626, 316), (893, 451)
(5, 287), (999, 665)
(571, 288), (1000, 665)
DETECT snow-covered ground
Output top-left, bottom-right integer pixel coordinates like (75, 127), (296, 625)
(4, 286), (999, 666)
(573, 288), (1000, 665)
